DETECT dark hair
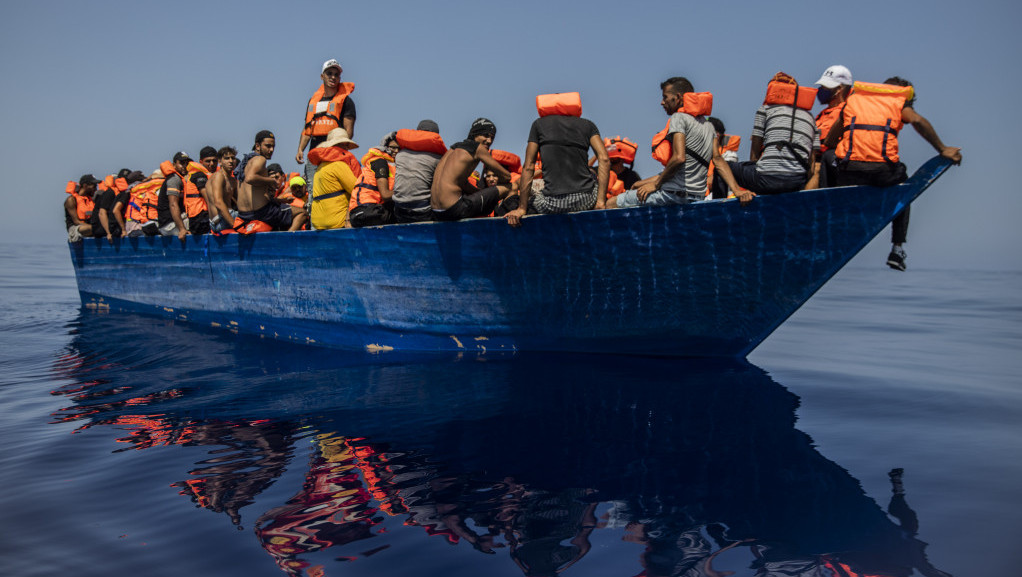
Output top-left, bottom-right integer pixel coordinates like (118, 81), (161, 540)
(199, 146), (218, 159)
(217, 145), (237, 159)
(884, 76), (916, 107)
(707, 116), (725, 135)
(253, 130), (275, 150)
(660, 76), (694, 95)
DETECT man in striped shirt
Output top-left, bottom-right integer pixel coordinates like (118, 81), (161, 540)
(728, 72), (820, 195)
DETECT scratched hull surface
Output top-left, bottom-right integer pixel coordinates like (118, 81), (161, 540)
(68, 158), (950, 357)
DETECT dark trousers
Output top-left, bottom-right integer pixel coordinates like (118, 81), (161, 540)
(835, 160), (910, 244)
(727, 161), (807, 195)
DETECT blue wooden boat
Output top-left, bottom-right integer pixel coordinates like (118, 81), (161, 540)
(68, 156), (952, 358)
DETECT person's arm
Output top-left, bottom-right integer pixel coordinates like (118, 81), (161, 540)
(476, 146), (513, 183)
(296, 133), (311, 164)
(712, 142), (754, 205)
(903, 106), (962, 164)
(98, 207), (113, 243)
(750, 135), (764, 162)
(590, 134), (610, 209)
(168, 193), (188, 241)
(244, 156), (278, 189)
(211, 173), (233, 224)
(65, 196), (82, 226)
(341, 97), (356, 139)
(369, 159), (393, 200)
(636, 131), (687, 202)
(113, 199), (127, 236)
(506, 141), (539, 227)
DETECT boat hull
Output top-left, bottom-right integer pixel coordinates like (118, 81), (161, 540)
(69, 157), (951, 358)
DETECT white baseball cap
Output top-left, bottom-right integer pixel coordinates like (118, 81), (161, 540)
(815, 65), (853, 89)
(321, 59), (342, 74)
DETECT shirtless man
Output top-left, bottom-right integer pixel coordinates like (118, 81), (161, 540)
(430, 118), (512, 221)
(238, 131), (307, 232)
(208, 146), (239, 232)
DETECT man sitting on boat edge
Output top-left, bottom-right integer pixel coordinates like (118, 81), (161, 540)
(431, 118), (512, 221)
(238, 130), (308, 233)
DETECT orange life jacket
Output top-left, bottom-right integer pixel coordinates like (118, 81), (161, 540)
(489, 149), (522, 174)
(763, 81), (817, 110)
(815, 105), (843, 152)
(605, 136), (638, 164)
(66, 181), (95, 222)
(395, 129), (447, 155)
(349, 148), (396, 210)
(184, 161), (211, 218)
(308, 146), (362, 176)
(835, 81), (913, 164)
(126, 178), (164, 223)
(536, 92), (582, 117)
(97, 175), (130, 194)
(705, 135), (742, 198)
(303, 82), (355, 137)
(651, 92), (713, 166)
(607, 171), (625, 198)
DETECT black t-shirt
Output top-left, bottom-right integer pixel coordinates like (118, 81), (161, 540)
(90, 188), (126, 236)
(370, 158), (390, 181)
(309, 97), (357, 149)
(618, 167), (641, 190)
(528, 116), (599, 196)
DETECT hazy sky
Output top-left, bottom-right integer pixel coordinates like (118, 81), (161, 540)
(2, 0), (1019, 270)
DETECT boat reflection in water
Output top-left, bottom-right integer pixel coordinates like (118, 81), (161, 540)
(52, 311), (952, 577)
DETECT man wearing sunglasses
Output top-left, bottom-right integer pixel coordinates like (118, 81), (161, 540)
(296, 59), (357, 185)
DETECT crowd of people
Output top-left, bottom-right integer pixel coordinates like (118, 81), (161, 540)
(64, 60), (961, 271)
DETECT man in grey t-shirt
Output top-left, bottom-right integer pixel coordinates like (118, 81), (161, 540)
(611, 77), (746, 208)
(393, 119), (443, 223)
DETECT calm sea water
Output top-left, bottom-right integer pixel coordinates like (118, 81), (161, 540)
(1, 241), (1020, 577)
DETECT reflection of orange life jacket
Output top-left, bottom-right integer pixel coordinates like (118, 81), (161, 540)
(184, 161), (211, 218)
(815, 105), (843, 152)
(303, 82), (355, 137)
(126, 178), (164, 223)
(651, 92), (713, 166)
(835, 81), (913, 164)
(537, 92), (582, 117)
(349, 148), (396, 210)
(706, 134), (742, 198)
(66, 181), (95, 222)
(395, 129), (447, 155)
(605, 136), (638, 164)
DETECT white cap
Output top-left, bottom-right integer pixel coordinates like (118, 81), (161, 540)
(321, 59), (342, 74)
(815, 65), (853, 89)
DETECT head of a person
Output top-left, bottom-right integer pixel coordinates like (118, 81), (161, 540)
(467, 117), (496, 147)
(289, 176), (307, 199)
(381, 131), (400, 156)
(815, 65), (853, 105)
(118, 168), (145, 185)
(266, 163), (285, 185)
(172, 151), (191, 175)
(78, 174), (100, 196)
(253, 130), (275, 158)
(417, 119), (440, 134)
(217, 146), (238, 172)
(884, 76), (916, 107)
(321, 59), (342, 87)
(660, 77), (694, 115)
(483, 168), (499, 187)
(318, 127), (358, 150)
(707, 116), (726, 145)
(199, 146), (218, 172)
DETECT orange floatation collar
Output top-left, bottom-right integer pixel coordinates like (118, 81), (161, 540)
(764, 81), (817, 110)
(489, 149), (522, 173)
(605, 136), (638, 164)
(536, 92), (582, 117)
(395, 129), (447, 155)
